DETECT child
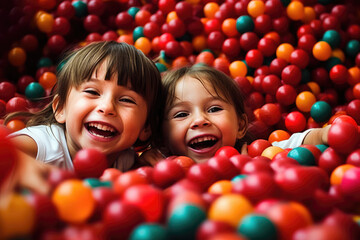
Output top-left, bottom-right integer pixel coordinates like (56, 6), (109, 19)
(141, 64), (329, 164)
(5, 41), (164, 172)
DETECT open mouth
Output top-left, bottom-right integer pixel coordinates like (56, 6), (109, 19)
(85, 122), (118, 138)
(188, 136), (218, 150)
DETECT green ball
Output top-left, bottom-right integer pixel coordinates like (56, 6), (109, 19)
(310, 101), (332, 123)
(322, 30), (341, 49)
(128, 7), (140, 18)
(287, 147), (316, 166)
(238, 214), (277, 240)
(83, 178), (112, 188)
(37, 57), (53, 68)
(236, 15), (254, 34)
(167, 204), (206, 240)
(25, 82), (45, 101)
(129, 223), (168, 240)
(346, 40), (360, 58)
(316, 144), (328, 152)
(72, 1), (87, 18)
(133, 26), (144, 42)
(231, 174), (247, 182)
(300, 69), (311, 84)
(325, 57), (342, 71)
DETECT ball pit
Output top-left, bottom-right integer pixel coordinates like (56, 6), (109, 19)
(1, 0), (360, 239)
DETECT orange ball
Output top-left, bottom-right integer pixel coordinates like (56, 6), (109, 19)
(172, 56), (190, 69)
(195, 51), (215, 66)
(8, 47), (26, 67)
(166, 11), (178, 23)
(203, 2), (219, 19)
(208, 194), (253, 227)
(222, 18), (238, 37)
(36, 12), (54, 33)
(302, 6), (316, 23)
(286, 1), (305, 21)
(6, 119), (26, 132)
(330, 164), (356, 185)
(276, 43), (294, 62)
(192, 35), (207, 52)
(306, 82), (321, 95)
(348, 67), (360, 86)
(39, 72), (57, 90)
(264, 32), (281, 45)
(134, 37), (152, 55)
(229, 60), (247, 78)
(268, 130), (291, 143)
(247, 0), (265, 18)
(331, 49), (345, 62)
(52, 179), (95, 224)
(296, 91), (316, 112)
(117, 34), (134, 45)
(312, 41), (332, 61)
(261, 146), (284, 160)
(208, 180), (233, 194)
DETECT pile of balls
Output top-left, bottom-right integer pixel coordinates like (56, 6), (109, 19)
(1, 0), (360, 239)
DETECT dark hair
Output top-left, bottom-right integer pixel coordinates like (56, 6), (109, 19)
(160, 64), (252, 152)
(5, 41), (164, 147)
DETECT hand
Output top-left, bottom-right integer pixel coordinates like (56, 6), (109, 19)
(241, 143), (248, 155)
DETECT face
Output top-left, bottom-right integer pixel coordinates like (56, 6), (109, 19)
(163, 76), (245, 163)
(54, 61), (149, 160)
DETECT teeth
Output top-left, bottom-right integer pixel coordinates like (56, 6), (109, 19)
(189, 136), (217, 145)
(88, 122), (116, 132)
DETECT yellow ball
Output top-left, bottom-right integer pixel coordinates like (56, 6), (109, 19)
(261, 146), (284, 160)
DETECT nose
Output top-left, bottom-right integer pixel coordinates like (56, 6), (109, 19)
(190, 112), (210, 129)
(97, 97), (116, 116)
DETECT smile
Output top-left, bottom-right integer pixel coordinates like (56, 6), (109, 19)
(85, 122), (119, 138)
(188, 135), (218, 150)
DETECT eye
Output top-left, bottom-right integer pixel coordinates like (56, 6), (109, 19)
(173, 111), (188, 118)
(208, 106), (223, 113)
(84, 89), (99, 96)
(119, 97), (136, 104)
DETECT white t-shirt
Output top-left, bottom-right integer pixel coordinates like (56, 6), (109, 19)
(10, 124), (135, 171)
(272, 128), (313, 149)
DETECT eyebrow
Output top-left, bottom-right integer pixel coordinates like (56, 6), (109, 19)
(168, 95), (227, 110)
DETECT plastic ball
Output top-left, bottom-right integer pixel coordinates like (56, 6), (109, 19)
(340, 167), (360, 200)
(167, 204), (207, 239)
(36, 12), (54, 33)
(312, 41), (332, 61)
(135, 37), (152, 56)
(39, 72), (57, 90)
(0, 193), (35, 239)
(259, 103), (281, 126)
(276, 43), (294, 62)
(345, 40), (360, 58)
(208, 194), (253, 227)
(285, 111), (307, 133)
(296, 91), (316, 112)
(72, 0), (88, 18)
(8, 47), (26, 67)
(25, 82), (45, 101)
(236, 15), (254, 34)
(73, 148), (108, 179)
(322, 30), (341, 49)
(310, 101), (332, 123)
(203, 2), (219, 19)
(261, 146), (284, 160)
(222, 18), (238, 38)
(237, 214), (277, 240)
(247, 0), (265, 18)
(328, 121), (360, 154)
(208, 180), (233, 195)
(52, 179), (95, 224)
(330, 164), (356, 185)
(287, 147), (316, 166)
(286, 1), (304, 20)
(229, 60), (247, 78)
(129, 223), (168, 240)
(329, 64), (349, 85)
(6, 119), (26, 132)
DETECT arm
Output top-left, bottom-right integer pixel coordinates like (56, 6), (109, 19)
(9, 135), (38, 159)
(302, 125), (330, 146)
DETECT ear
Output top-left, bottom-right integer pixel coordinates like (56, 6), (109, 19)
(236, 113), (248, 140)
(139, 124), (152, 142)
(52, 94), (66, 123)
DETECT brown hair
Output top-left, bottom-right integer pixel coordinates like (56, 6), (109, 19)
(5, 41), (164, 147)
(160, 64), (252, 152)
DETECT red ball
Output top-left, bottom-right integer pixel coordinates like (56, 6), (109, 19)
(248, 139), (272, 158)
(52, 17), (71, 36)
(186, 163), (220, 191)
(254, 14), (272, 34)
(276, 84), (297, 106)
(143, 22), (161, 39)
(269, 58), (288, 76)
(207, 31), (225, 51)
(115, 12), (134, 30)
(73, 148), (108, 178)
(298, 34), (317, 53)
(328, 122), (360, 154)
(329, 64), (349, 85)
(167, 18), (186, 38)
(240, 32), (259, 51)
(175, 1), (193, 20)
(196, 220), (234, 240)
(281, 65), (302, 86)
(83, 15), (102, 33)
(222, 38), (241, 58)
(0, 81), (16, 102)
(6, 96), (28, 113)
(347, 99), (360, 124)
(152, 159), (185, 188)
(259, 103), (282, 126)
(318, 147), (345, 175)
(47, 35), (67, 54)
(289, 49), (309, 69)
(164, 40), (182, 58)
(245, 49), (264, 68)
(340, 167), (360, 201)
(258, 37), (278, 57)
(87, 0), (105, 16)
(207, 155), (239, 180)
(285, 111), (306, 133)
(262, 74), (281, 95)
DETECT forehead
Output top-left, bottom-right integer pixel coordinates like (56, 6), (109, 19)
(175, 76), (215, 94)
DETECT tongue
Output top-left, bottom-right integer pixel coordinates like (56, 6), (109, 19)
(89, 126), (114, 137)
